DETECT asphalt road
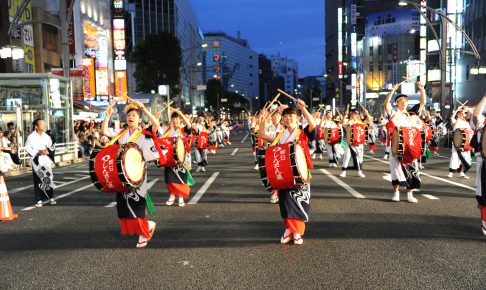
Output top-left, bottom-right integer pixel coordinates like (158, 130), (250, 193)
(0, 130), (484, 289)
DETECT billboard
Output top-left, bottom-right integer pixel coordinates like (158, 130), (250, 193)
(115, 71), (128, 102)
(365, 9), (420, 36)
(8, 0), (36, 72)
(82, 58), (96, 101)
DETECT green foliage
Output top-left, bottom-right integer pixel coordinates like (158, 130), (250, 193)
(129, 32), (181, 94)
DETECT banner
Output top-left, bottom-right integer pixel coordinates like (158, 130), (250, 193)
(82, 58), (96, 101)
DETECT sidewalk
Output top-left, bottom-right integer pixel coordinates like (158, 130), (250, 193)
(5, 156), (90, 178)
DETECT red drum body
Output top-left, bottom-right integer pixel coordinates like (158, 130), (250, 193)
(325, 127), (341, 144)
(196, 132), (209, 149)
(452, 128), (474, 152)
(157, 137), (186, 167)
(89, 143), (146, 193)
(391, 127), (422, 164)
(258, 142), (309, 192)
(346, 124), (366, 146)
(317, 127), (325, 140)
(424, 123), (433, 142)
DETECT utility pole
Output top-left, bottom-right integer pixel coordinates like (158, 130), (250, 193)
(60, 0), (70, 77)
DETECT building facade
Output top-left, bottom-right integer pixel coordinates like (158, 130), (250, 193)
(203, 32), (259, 106)
(125, 0), (204, 113)
(269, 54), (298, 94)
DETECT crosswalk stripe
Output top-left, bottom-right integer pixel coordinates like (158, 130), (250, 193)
(188, 172), (220, 204)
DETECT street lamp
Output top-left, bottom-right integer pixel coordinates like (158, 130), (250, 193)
(397, 0), (480, 114)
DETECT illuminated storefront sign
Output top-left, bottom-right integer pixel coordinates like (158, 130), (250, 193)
(82, 58), (96, 101)
(115, 71), (128, 102)
(8, 0), (36, 72)
(113, 0), (127, 100)
(83, 22), (98, 57)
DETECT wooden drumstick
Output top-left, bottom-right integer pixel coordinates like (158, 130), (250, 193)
(277, 89), (308, 108)
(103, 101), (117, 115)
(263, 93), (281, 110)
(159, 101), (174, 113)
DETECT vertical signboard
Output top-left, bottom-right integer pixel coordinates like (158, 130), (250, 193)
(82, 58), (96, 101)
(8, 0), (36, 72)
(113, 0), (127, 102)
(115, 71), (128, 102)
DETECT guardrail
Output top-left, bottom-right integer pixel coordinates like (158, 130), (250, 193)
(17, 142), (78, 166)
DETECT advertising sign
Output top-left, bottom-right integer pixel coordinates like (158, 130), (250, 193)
(115, 71), (128, 102)
(83, 22), (98, 57)
(82, 58), (96, 101)
(8, 0), (36, 72)
(365, 9), (420, 36)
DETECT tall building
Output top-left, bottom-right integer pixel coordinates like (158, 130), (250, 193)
(125, 0), (204, 112)
(269, 54), (298, 94)
(455, 0), (485, 106)
(203, 31), (259, 106)
(258, 54), (273, 106)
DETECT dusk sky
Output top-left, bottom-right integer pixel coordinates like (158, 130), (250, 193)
(191, 0), (325, 77)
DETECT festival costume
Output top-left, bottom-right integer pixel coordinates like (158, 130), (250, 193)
(448, 119), (473, 175)
(341, 118), (366, 173)
(25, 131), (56, 203)
(386, 111), (423, 191)
(160, 125), (191, 199)
(194, 123), (209, 169)
(111, 128), (159, 238)
(471, 115), (486, 234)
(266, 126), (315, 236)
(322, 119), (342, 166)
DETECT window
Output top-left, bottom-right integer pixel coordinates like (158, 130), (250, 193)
(43, 24), (58, 51)
(369, 46), (373, 57)
(378, 44), (383, 55)
(466, 64), (470, 80)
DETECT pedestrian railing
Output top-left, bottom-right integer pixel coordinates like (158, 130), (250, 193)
(17, 142), (79, 167)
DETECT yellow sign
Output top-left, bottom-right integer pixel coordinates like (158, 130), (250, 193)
(8, 0), (36, 72)
(115, 71), (128, 102)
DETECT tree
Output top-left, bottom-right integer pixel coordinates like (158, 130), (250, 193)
(129, 32), (181, 94)
(204, 79), (224, 109)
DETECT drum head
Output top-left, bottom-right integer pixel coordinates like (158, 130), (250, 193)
(391, 128), (400, 157)
(175, 138), (186, 164)
(124, 147), (144, 183)
(294, 144), (309, 182)
(452, 129), (464, 149)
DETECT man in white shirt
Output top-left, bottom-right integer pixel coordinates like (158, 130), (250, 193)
(25, 119), (56, 207)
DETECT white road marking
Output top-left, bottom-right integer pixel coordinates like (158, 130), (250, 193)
(22, 183), (93, 211)
(231, 148), (239, 156)
(104, 202), (117, 208)
(364, 154), (475, 191)
(421, 194), (440, 200)
(188, 172), (220, 204)
(241, 133), (249, 143)
(382, 173), (391, 182)
(10, 175), (90, 194)
(63, 177), (80, 180)
(319, 169), (366, 199)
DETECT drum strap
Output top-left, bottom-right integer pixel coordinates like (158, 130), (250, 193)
(271, 129), (301, 146)
(106, 130), (126, 147)
(163, 127), (172, 138)
(128, 129), (144, 142)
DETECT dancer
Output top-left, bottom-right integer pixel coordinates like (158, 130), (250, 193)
(160, 108), (193, 206)
(384, 82), (426, 202)
(101, 100), (159, 248)
(472, 94), (486, 235)
(339, 106), (371, 178)
(193, 116), (209, 172)
(447, 106), (474, 179)
(257, 99), (316, 245)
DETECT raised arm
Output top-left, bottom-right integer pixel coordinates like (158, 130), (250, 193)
(101, 102), (115, 138)
(416, 82), (426, 113)
(384, 83), (400, 114)
(257, 110), (273, 142)
(297, 99), (316, 132)
(473, 94), (486, 122)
